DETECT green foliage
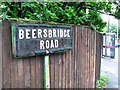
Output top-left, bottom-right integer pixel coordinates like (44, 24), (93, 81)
(110, 24), (117, 33)
(96, 75), (110, 88)
(110, 24), (117, 38)
(1, 2), (120, 32)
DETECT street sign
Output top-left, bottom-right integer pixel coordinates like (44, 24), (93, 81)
(12, 23), (72, 58)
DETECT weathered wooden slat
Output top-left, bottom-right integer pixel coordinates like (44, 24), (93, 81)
(91, 30), (95, 88)
(83, 27), (86, 88)
(88, 29), (91, 87)
(17, 59), (24, 88)
(36, 56), (43, 88)
(24, 58), (31, 88)
(76, 26), (79, 88)
(2, 20), (11, 88)
(84, 27), (86, 88)
(67, 51), (70, 88)
(50, 54), (55, 88)
(93, 31), (95, 88)
(30, 57), (36, 88)
(85, 27), (88, 88)
(90, 30), (93, 87)
(95, 32), (102, 84)
(55, 53), (59, 88)
(71, 26), (75, 88)
(84, 27), (87, 88)
(86, 28), (89, 88)
(89, 29), (93, 88)
(99, 34), (102, 77)
(58, 54), (63, 88)
(95, 31), (98, 86)
(62, 52), (66, 88)
(80, 26), (83, 88)
(0, 23), (2, 89)
(11, 58), (18, 88)
(69, 50), (72, 88)
(87, 28), (90, 88)
(74, 26), (77, 88)
(72, 27), (75, 88)
(78, 26), (82, 88)
(66, 51), (69, 88)
(94, 31), (97, 88)
(95, 31), (99, 87)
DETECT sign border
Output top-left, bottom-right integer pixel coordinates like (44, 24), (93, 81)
(12, 23), (72, 58)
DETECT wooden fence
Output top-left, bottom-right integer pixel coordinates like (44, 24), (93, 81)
(1, 20), (102, 88)
(0, 19), (2, 89)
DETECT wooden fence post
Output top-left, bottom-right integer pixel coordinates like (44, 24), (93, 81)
(44, 55), (50, 88)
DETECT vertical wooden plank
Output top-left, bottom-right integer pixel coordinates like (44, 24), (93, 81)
(89, 29), (92, 88)
(74, 26), (77, 88)
(11, 58), (18, 88)
(85, 27), (88, 88)
(65, 52), (68, 88)
(95, 31), (98, 86)
(30, 57), (36, 88)
(2, 20), (11, 88)
(93, 31), (97, 88)
(71, 26), (75, 88)
(85, 28), (88, 88)
(87, 28), (89, 88)
(82, 27), (86, 88)
(58, 54), (63, 88)
(78, 26), (82, 88)
(80, 26), (84, 88)
(73, 26), (76, 88)
(88, 29), (91, 88)
(91, 30), (94, 88)
(80, 27), (84, 88)
(18, 59), (24, 88)
(99, 34), (102, 77)
(69, 51), (72, 88)
(50, 54), (55, 88)
(83, 27), (86, 88)
(95, 32), (99, 87)
(83, 27), (87, 88)
(62, 52), (66, 88)
(90, 30), (93, 87)
(0, 22), (2, 89)
(95, 32), (102, 83)
(55, 54), (59, 88)
(36, 56), (44, 88)
(87, 28), (90, 88)
(76, 26), (80, 88)
(91, 30), (95, 87)
(67, 52), (70, 88)
(24, 58), (31, 88)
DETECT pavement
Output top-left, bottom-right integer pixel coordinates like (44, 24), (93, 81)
(101, 57), (118, 88)
(101, 44), (119, 89)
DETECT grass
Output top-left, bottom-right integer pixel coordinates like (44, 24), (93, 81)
(96, 75), (110, 88)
